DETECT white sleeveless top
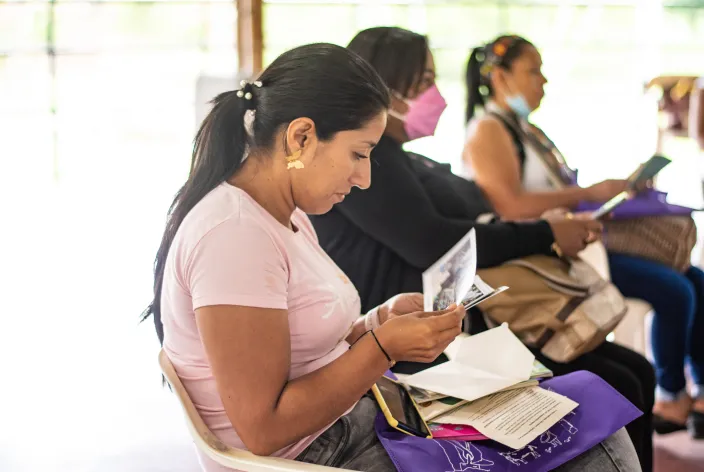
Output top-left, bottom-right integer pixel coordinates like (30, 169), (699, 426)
(463, 103), (555, 192)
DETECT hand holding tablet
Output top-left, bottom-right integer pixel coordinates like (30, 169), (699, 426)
(591, 155), (671, 219)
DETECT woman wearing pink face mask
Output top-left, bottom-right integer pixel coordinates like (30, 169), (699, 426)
(312, 27), (602, 313)
(385, 69), (448, 142)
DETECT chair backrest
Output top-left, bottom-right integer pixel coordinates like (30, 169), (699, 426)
(158, 349), (352, 472)
(159, 349), (231, 452)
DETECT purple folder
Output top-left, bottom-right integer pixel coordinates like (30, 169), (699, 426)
(577, 189), (694, 219)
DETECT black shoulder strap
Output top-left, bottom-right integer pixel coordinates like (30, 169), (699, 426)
(488, 111), (526, 172)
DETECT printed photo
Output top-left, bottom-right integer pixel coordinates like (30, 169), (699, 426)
(423, 229), (479, 311)
(423, 229), (505, 312)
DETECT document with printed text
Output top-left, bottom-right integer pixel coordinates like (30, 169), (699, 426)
(437, 386), (579, 449)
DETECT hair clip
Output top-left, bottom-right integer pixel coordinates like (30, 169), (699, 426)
(236, 80), (259, 104)
(480, 64), (493, 78)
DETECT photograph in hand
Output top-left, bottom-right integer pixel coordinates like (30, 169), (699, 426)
(462, 278), (509, 310)
(423, 229), (508, 311)
(423, 230), (478, 311)
(429, 236), (477, 310)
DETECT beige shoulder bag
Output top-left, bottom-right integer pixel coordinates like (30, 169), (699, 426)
(477, 254), (626, 363)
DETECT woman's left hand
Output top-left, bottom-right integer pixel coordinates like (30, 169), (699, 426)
(380, 293), (425, 324)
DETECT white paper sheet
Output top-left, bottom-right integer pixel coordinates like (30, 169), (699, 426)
(405, 324), (535, 402)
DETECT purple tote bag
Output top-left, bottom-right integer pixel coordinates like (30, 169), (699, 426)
(376, 371), (642, 472)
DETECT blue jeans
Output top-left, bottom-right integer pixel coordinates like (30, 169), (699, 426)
(609, 253), (704, 401)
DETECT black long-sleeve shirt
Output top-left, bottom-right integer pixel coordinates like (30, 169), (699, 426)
(310, 135), (555, 313)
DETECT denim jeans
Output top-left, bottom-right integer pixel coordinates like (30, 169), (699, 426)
(296, 396), (641, 472)
(609, 253), (704, 401)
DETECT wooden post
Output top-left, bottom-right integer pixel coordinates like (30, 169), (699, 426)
(237, 0), (263, 76)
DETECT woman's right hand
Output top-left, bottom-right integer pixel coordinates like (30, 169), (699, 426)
(374, 305), (465, 363)
(585, 179), (629, 203)
(545, 212), (603, 258)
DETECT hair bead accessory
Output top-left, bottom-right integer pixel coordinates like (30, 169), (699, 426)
(479, 35), (522, 79)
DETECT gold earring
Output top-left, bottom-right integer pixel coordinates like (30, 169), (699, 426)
(286, 149), (304, 170)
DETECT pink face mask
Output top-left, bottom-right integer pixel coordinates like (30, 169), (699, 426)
(389, 84), (447, 141)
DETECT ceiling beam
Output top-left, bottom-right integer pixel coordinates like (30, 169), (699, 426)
(237, 0), (264, 76)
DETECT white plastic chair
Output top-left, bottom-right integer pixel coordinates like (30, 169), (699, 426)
(159, 349), (355, 472)
(579, 242), (653, 358)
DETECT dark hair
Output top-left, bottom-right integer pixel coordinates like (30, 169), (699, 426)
(465, 35), (534, 123)
(348, 27), (428, 97)
(142, 43), (389, 344)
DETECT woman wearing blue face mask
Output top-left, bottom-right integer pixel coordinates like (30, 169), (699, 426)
(463, 34), (704, 449)
(462, 35), (629, 214)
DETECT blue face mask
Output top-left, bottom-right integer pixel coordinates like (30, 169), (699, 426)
(506, 94), (533, 119)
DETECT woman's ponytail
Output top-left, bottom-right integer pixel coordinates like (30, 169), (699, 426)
(465, 36), (534, 125)
(142, 86), (254, 345)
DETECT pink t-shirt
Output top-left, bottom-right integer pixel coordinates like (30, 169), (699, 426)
(161, 183), (361, 471)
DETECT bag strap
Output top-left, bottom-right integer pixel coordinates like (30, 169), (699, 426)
(533, 295), (588, 349)
(488, 111), (527, 172)
(488, 110), (576, 189)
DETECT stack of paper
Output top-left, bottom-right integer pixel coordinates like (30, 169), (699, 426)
(406, 324), (535, 402)
(436, 385), (578, 449)
(409, 370), (547, 423)
(400, 325), (577, 449)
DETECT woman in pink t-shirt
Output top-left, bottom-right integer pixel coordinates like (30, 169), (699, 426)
(143, 43), (465, 471)
(142, 43), (639, 472)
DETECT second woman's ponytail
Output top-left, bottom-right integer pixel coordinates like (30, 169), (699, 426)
(465, 46), (487, 124)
